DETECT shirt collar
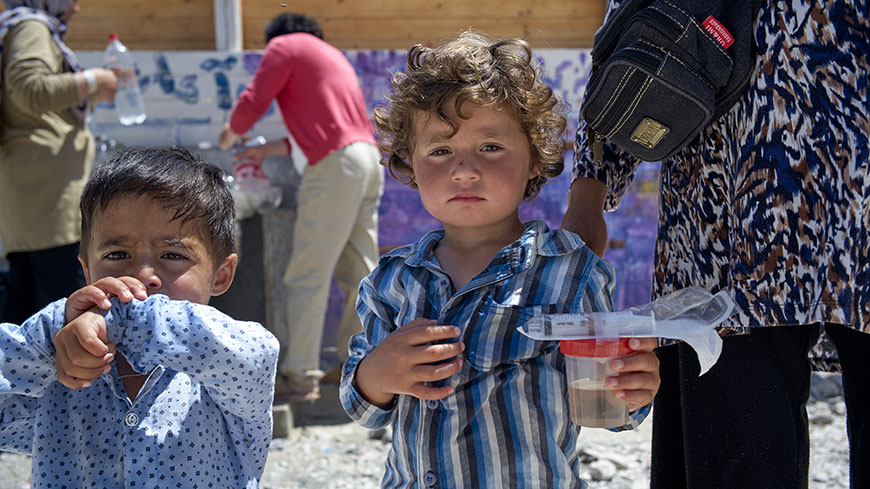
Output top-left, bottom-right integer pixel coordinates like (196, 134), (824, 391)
(102, 362), (165, 405)
(386, 220), (585, 275)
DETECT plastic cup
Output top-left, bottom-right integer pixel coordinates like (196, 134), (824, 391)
(561, 338), (633, 428)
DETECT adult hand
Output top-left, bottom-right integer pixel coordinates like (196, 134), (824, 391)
(354, 318), (465, 408)
(561, 177), (609, 257)
(218, 123), (242, 150)
(606, 337), (661, 412)
(91, 68), (119, 105)
(233, 145), (267, 166)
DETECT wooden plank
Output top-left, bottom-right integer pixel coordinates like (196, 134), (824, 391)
(0, 0), (217, 51)
(3, 0), (605, 51)
(246, 14), (603, 50)
(241, 0), (604, 49)
(242, 0), (602, 16)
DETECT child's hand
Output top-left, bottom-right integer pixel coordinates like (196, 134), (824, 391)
(54, 308), (115, 390)
(65, 276), (148, 323)
(354, 318), (465, 408)
(606, 337), (661, 412)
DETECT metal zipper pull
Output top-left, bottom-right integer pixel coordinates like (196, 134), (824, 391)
(588, 127), (604, 165)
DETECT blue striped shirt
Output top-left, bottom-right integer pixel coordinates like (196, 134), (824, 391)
(0, 295), (279, 488)
(341, 220), (649, 489)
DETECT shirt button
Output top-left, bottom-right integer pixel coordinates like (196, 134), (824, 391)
(423, 470), (437, 487)
(438, 278), (449, 289)
(426, 399), (439, 409)
(124, 412), (139, 427)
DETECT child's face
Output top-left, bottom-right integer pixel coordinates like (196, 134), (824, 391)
(409, 101), (535, 231)
(79, 194), (237, 305)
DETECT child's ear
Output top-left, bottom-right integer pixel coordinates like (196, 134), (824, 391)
(78, 255), (91, 284)
(528, 159), (542, 179)
(210, 253), (238, 297)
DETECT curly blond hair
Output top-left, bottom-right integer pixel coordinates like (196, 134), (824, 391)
(374, 30), (567, 199)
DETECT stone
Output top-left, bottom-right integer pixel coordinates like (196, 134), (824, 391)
(810, 413), (835, 426)
(589, 460), (618, 481)
(810, 373), (844, 399)
(605, 454), (632, 470)
(272, 403), (293, 438)
(368, 427), (390, 442)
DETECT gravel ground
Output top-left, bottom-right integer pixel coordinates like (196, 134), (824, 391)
(0, 373), (851, 489)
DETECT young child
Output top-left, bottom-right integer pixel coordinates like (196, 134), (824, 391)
(0, 147), (279, 488)
(339, 31), (661, 488)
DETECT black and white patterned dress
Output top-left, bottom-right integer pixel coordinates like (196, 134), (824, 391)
(574, 0), (869, 371)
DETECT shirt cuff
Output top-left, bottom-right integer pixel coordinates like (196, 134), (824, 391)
(101, 300), (129, 346)
(339, 364), (395, 429)
(607, 403), (651, 433)
(82, 69), (97, 95)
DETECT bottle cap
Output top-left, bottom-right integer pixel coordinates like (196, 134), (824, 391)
(108, 32), (119, 41)
(560, 338), (633, 357)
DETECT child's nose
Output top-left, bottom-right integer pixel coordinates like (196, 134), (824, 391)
(451, 159), (480, 182)
(134, 265), (162, 290)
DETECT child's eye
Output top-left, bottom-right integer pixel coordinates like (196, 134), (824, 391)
(481, 144), (502, 152)
(430, 148), (451, 156)
(162, 252), (188, 260)
(104, 251), (129, 260)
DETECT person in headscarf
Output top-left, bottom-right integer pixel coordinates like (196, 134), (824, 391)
(0, 0), (118, 323)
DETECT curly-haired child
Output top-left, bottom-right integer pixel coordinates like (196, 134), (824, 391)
(339, 30), (661, 488)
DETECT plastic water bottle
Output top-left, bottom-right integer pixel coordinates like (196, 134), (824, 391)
(104, 33), (146, 126)
(231, 136), (282, 217)
(223, 173), (255, 221)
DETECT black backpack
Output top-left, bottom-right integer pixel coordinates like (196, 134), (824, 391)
(579, 0), (764, 162)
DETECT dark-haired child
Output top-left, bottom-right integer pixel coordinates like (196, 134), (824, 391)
(339, 31), (660, 488)
(0, 147), (279, 488)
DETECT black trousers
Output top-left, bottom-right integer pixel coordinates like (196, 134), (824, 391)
(2, 243), (86, 324)
(651, 323), (869, 489)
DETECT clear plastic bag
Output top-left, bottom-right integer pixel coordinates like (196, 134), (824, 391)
(519, 287), (736, 374)
(229, 136), (283, 219)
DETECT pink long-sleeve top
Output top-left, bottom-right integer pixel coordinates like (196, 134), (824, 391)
(228, 33), (376, 166)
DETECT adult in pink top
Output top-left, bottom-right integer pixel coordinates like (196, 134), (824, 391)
(224, 32), (375, 166)
(218, 13), (383, 402)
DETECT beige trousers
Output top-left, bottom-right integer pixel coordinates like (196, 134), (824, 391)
(281, 141), (383, 382)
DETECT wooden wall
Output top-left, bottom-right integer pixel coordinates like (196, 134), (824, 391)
(2, 0), (604, 51)
(243, 0), (605, 50)
(0, 0), (216, 51)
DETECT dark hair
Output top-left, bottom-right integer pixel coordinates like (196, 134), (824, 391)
(374, 30), (567, 200)
(264, 13), (323, 43)
(79, 147), (236, 266)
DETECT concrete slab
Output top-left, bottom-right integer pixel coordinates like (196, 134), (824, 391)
(271, 403), (294, 439)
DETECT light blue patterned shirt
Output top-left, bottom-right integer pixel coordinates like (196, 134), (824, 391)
(0, 295), (279, 489)
(341, 220), (649, 489)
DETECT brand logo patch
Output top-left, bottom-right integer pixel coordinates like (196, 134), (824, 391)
(702, 15), (734, 49)
(631, 118), (670, 149)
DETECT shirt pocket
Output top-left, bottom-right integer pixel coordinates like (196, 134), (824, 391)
(463, 298), (565, 372)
